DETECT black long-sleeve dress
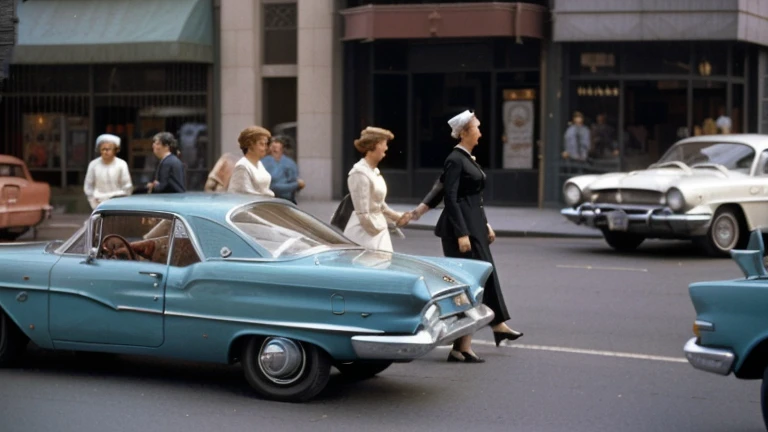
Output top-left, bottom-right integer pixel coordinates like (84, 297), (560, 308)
(428, 148), (510, 326)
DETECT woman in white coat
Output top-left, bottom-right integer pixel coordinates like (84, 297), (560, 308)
(83, 134), (133, 209)
(344, 127), (410, 252)
(228, 125), (275, 197)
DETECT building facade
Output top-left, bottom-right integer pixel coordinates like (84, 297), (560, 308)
(0, 0), (16, 93)
(2, 0), (768, 210)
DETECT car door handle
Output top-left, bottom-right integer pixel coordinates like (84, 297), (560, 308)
(139, 271), (162, 278)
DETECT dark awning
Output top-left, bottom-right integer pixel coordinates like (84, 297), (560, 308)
(340, 2), (547, 41)
(13, 0), (213, 64)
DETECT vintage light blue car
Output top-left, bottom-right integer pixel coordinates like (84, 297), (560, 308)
(684, 230), (768, 428)
(0, 193), (494, 401)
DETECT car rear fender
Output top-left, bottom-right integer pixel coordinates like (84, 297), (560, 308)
(227, 328), (359, 364)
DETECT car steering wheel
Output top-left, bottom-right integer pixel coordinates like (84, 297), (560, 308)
(101, 234), (137, 261)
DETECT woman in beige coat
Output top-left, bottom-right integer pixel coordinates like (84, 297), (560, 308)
(344, 127), (410, 252)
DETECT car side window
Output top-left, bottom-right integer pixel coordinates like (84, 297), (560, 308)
(64, 231), (86, 254)
(96, 214), (172, 264)
(170, 219), (201, 267)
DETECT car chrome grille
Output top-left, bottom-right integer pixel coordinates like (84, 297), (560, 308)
(591, 189), (663, 206)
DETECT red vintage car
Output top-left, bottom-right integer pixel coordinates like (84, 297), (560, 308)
(0, 155), (52, 240)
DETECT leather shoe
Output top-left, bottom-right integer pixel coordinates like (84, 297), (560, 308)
(493, 330), (524, 346)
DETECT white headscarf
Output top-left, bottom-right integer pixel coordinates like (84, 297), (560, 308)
(447, 110), (475, 139)
(95, 133), (121, 152)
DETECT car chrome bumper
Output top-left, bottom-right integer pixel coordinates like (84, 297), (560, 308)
(683, 337), (735, 376)
(350, 304), (495, 360)
(561, 204), (712, 236)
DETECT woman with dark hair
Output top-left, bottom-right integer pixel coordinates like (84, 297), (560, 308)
(415, 110), (523, 363)
(344, 127), (410, 252)
(145, 131), (186, 194)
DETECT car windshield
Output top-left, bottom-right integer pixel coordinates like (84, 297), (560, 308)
(229, 202), (357, 259)
(657, 142), (755, 173)
(0, 163), (26, 179)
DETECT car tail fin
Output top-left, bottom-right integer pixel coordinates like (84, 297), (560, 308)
(730, 230), (768, 279)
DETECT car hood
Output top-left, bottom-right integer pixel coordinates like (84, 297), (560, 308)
(587, 167), (727, 192)
(312, 249), (491, 298)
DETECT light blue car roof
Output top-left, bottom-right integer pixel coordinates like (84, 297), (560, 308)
(95, 192), (288, 220)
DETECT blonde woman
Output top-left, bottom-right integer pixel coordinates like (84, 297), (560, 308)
(344, 127), (410, 252)
(228, 126), (275, 197)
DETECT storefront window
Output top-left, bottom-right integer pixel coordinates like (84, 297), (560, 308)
(692, 80), (727, 136)
(494, 39), (540, 69)
(732, 44), (747, 77)
(623, 42), (690, 75)
(731, 83), (744, 134)
(623, 80), (687, 170)
(373, 41), (408, 71)
(414, 72), (490, 169)
(694, 43), (728, 77)
(373, 74), (408, 170)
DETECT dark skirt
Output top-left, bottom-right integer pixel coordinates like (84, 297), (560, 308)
(441, 237), (510, 326)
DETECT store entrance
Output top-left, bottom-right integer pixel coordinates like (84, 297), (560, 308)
(623, 80), (687, 171)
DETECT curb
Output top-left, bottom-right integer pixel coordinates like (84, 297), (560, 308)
(401, 224), (602, 239)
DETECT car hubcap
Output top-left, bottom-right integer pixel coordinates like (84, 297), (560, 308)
(713, 214), (738, 250)
(258, 337), (306, 385)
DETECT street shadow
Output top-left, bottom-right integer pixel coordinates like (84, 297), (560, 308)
(12, 345), (432, 404)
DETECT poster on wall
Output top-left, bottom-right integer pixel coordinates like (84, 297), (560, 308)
(502, 89), (535, 169)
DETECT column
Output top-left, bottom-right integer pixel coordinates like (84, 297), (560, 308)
(219, 0), (261, 156)
(297, 0), (336, 200)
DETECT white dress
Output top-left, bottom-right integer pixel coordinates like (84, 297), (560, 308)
(227, 157), (275, 197)
(343, 159), (402, 252)
(83, 157), (133, 209)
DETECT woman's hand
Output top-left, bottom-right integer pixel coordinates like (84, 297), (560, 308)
(487, 224), (496, 244)
(396, 212), (412, 227)
(410, 203), (429, 221)
(458, 236), (471, 253)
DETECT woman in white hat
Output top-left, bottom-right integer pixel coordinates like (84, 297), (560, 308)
(423, 110), (523, 363)
(83, 133), (133, 209)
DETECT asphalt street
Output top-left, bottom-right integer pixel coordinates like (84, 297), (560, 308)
(0, 227), (763, 432)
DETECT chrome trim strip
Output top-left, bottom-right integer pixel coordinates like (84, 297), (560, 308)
(116, 306), (163, 315)
(683, 337), (734, 376)
(163, 310), (385, 334)
(694, 320), (715, 332)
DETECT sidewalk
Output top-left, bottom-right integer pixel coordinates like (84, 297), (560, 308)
(40, 200), (601, 239)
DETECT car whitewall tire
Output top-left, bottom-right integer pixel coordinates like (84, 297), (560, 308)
(0, 309), (27, 367)
(242, 336), (331, 402)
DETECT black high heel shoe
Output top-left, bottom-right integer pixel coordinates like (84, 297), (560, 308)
(493, 329), (524, 346)
(446, 350), (485, 363)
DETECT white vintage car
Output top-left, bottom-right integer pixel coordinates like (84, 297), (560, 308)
(561, 134), (768, 256)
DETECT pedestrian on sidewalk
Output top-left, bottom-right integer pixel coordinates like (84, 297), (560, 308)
(83, 134), (133, 209)
(228, 126), (275, 197)
(414, 110), (523, 364)
(261, 135), (305, 203)
(343, 127), (411, 252)
(134, 132), (186, 194)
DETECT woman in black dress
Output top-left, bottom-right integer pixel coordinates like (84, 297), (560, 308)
(413, 110), (523, 363)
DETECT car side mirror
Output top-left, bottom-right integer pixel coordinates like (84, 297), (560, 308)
(85, 247), (98, 264)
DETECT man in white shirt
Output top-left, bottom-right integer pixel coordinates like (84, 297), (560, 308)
(83, 134), (133, 209)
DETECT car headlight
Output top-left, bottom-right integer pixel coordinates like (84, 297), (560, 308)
(563, 183), (582, 206)
(666, 188), (685, 212)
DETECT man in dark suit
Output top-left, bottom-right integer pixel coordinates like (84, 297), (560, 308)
(146, 132), (186, 194)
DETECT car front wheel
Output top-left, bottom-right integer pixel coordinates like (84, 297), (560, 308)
(601, 230), (645, 252)
(697, 208), (745, 257)
(0, 309), (28, 367)
(335, 361), (393, 380)
(242, 336), (331, 402)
